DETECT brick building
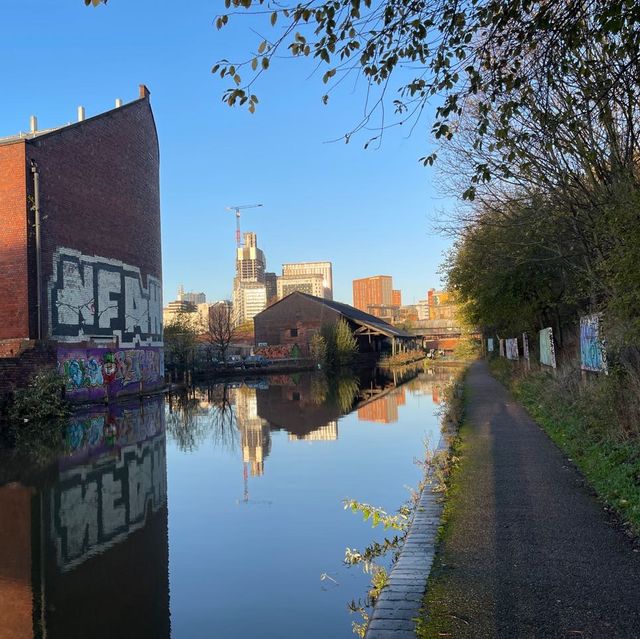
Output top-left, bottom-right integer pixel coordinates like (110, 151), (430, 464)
(353, 275), (393, 312)
(0, 86), (163, 400)
(253, 291), (415, 357)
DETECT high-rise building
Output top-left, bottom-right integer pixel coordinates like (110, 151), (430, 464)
(282, 262), (333, 299)
(236, 284), (267, 325)
(232, 232), (268, 325)
(180, 290), (206, 305)
(392, 289), (402, 307)
(277, 272), (325, 299)
(265, 272), (278, 304)
(416, 299), (429, 321)
(353, 275), (393, 313)
(236, 232), (266, 282)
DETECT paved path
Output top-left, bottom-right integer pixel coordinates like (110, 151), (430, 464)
(419, 360), (640, 638)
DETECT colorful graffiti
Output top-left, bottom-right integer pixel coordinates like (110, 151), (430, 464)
(63, 398), (165, 462)
(580, 314), (607, 373)
(506, 338), (519, 360)
(539, 327), (556, 368)
(487, 338), (494, 352)
(523, 332), (530, 359)
(58, 346), (164, 400)
(48, 247), (162, 348)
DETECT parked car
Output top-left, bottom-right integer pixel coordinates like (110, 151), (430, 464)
(244, 355), (270, 368)
(225, 355), (245, 369)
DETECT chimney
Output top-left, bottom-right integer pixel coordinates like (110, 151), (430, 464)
(77, 106), (85, 122)
(115, 98), (123, 108)
(30, 115), (37, 133)
(138, 84), (150, 99)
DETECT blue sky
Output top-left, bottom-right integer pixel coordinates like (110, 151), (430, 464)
(0, 0), (455, 305)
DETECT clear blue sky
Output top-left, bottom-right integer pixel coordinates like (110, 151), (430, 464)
(0, 0), (454, 306)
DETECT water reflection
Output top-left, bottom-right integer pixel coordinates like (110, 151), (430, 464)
(0, 397), (169, 639)
(166, 363), (458, 464)
(0, 364), (461, 639)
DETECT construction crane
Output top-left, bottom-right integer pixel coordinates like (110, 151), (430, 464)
(226, 203), (263, 247)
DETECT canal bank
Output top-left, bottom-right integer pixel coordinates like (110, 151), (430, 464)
(363, 367), (465, 639)
(417, 360), (640, 638)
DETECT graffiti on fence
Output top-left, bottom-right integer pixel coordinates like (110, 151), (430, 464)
(580, 314), (607, 373)
(539, 327), (556, 368)
(506, 338), (519, 360)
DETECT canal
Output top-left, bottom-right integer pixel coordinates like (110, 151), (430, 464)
(0, 364), (457, 639)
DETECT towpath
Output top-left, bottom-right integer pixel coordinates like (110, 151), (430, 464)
(417, 359), (640, 638)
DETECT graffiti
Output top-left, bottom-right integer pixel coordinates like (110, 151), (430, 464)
(59, 346), (164, 398)
(539, 327), (556, 368)
(580, 314), (607, 373)
(523, 332), (530, 359)
(49, 247), (162, 348)
(63, 399), (164, 461)
(506, 338), (519, 360)
(487, 338), (494, 352)
(51, 402), (166, 571)
(499, 339), (505, 357)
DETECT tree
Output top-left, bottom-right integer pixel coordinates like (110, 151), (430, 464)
(202, 303), (236, 362)
(164, 309), (199, 378)
(309, 331), (327, 365)
(211, 0), (640, 194)
(320, 319), (358, 369)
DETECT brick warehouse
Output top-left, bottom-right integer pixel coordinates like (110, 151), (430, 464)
(0, 85), (163, 401)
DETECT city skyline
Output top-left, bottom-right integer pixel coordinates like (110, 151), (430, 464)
(0, 2), (454, 311)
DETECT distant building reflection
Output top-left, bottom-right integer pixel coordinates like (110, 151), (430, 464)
(256, 374), (344, 440)
(288, 420), (338, 441)
(356, 365), (457, 424)
(357, 388), (406, 424)
(235, 386), (271, 477)
(0, 398), (170, 639)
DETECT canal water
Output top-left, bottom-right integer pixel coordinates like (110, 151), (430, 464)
(0, 364), (457, 639)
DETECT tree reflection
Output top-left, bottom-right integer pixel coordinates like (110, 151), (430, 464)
(166, 384), (239, 453)
(310, 372), (360, 414)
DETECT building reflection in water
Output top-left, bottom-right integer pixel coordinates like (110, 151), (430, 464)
(235, 385), (272, 478)
(167, 365), (458, 488)
(0, 397), (170, 639)
(356, 364), (457, 425)
(255, 374), (344, 441)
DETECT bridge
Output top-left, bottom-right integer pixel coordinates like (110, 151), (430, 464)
(405, 319), (468, 352)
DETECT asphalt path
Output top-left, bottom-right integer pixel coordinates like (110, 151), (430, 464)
(420, 360), (640, 638)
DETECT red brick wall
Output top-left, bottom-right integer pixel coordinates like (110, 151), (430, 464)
(254, 294), (341, 351)
(26, 96), (162, 337)
(0, 342), (56, 396)
(0, 142), (29, 340)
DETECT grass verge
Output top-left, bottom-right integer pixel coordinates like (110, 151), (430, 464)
(490, 357), (640, 537)
(415, 374), (475, 638)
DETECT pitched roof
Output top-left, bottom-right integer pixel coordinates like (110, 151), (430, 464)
(286, 292), (413, 339)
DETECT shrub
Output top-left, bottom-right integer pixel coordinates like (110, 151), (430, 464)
(10, 368), (70, 425)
